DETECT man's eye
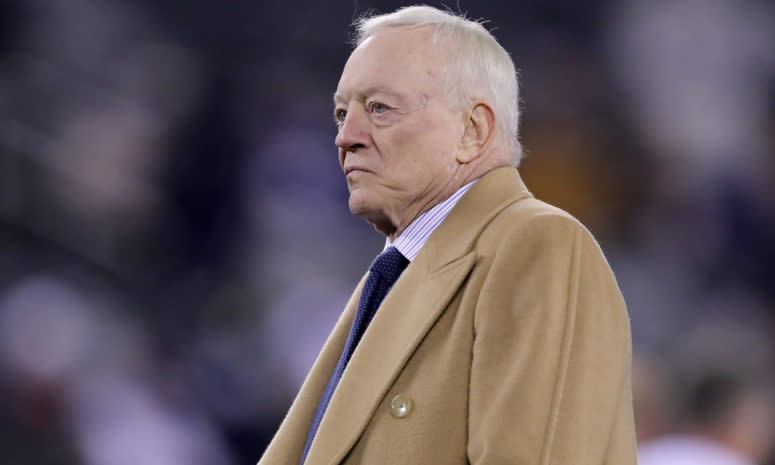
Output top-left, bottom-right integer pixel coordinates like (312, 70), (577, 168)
(370, 102), (388, 114)
(334, 109), (347, 123)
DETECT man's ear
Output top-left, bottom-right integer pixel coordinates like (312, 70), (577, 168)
(458, 103), (495, 163)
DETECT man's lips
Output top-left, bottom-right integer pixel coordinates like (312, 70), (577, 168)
(344, 166), (371, 175)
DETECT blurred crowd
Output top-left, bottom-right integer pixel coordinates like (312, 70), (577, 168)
(0, 1), (773, 464)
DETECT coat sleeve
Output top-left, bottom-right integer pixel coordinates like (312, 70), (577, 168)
(467, 213), (637, 465)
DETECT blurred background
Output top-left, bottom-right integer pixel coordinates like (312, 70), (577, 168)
(0, 0), (773, 464)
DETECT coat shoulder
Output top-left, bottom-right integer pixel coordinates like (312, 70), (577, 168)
(478, 196), (597, 252)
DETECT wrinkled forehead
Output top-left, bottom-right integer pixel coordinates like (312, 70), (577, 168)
(335, 26), (450, 103)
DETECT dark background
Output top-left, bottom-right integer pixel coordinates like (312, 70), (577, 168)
(1, 1), (774, 464)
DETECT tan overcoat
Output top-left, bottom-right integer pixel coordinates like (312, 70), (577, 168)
(258, 166), (637, 465)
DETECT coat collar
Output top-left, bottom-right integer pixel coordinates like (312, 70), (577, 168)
(259, 167), (532, 465)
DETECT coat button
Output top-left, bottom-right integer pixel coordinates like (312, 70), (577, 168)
(390, 394), (413, 418)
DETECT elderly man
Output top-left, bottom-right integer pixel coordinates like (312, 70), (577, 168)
(259, 6), (636, 465)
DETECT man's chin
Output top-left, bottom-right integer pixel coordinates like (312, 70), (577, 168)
(348, 192), (374, 218)
(349, 193), (387, 226)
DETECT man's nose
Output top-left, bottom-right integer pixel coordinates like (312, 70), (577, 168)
(335, 105), (369, 153)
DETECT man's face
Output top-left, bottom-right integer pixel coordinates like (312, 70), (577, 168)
(334, 27), (464, 236)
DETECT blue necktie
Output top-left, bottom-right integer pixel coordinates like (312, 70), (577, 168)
(299, 246), (409, 465)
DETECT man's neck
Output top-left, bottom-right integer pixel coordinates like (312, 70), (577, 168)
(386, 160), (511, 240)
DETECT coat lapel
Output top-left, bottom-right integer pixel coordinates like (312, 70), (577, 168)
(304, 250), (477, 465)
(258, 275), (367, 465)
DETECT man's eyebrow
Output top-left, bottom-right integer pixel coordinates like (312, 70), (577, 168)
(333, 87), (404, 106)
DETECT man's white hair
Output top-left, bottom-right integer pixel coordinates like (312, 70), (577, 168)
(355, 5), (523, 164)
